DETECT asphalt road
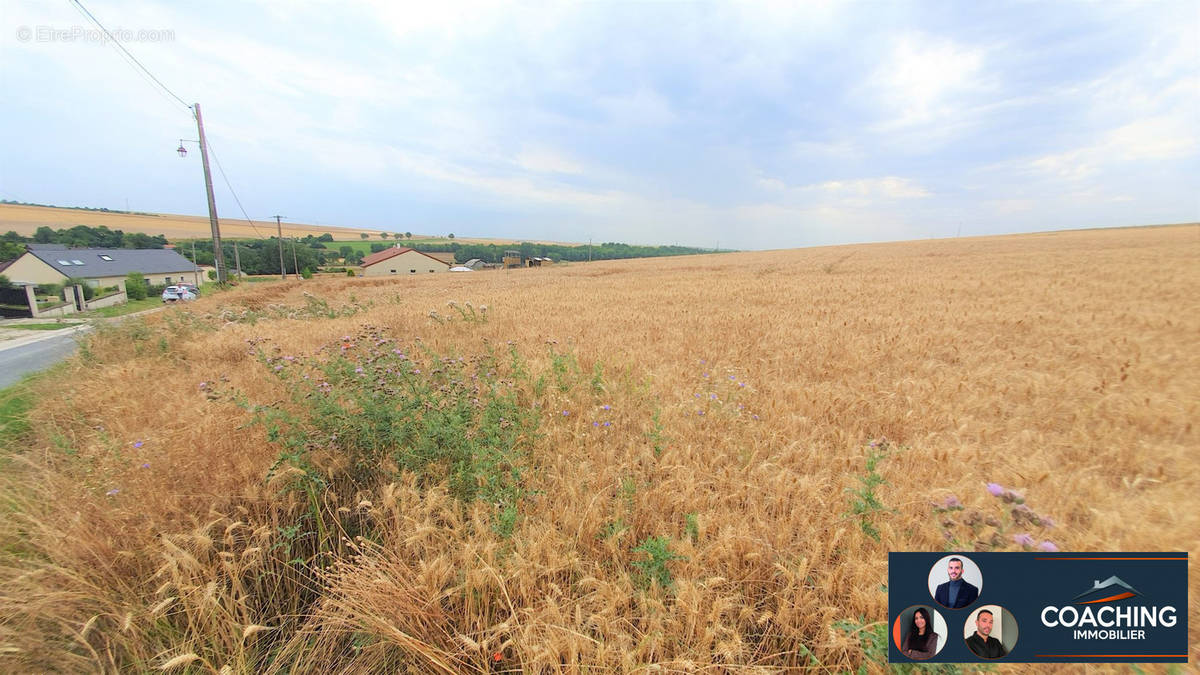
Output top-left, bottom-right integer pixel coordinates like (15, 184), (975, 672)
(0, 331), (84, 389)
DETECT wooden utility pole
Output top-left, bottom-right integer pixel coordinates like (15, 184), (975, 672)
(274, 215), (287, 279)
(190, 240), (198, 286)
(291, 237), (299, 279)
(193, 103), (226, 284)
(232, 243), (242, 280)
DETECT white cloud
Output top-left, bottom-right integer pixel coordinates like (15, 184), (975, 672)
(869, 34), (986, 129)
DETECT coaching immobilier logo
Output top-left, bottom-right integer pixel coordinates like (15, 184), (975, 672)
(1040, 575), (1178, 640)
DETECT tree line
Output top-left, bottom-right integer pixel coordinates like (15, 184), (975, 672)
(2, 226), (167, 255)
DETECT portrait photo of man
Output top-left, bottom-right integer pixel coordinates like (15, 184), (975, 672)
(931, 556), (980, 609)
(964, 606), (1014, 659)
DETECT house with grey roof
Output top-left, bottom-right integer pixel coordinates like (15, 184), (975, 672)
(1, 244), (198, 288)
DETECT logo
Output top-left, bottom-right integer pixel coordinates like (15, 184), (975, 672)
(1071, 576), (1140, 604)
(1041, 573), (1176, 640)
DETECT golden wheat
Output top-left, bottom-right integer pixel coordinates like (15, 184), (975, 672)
(1, 225), (1196, 672)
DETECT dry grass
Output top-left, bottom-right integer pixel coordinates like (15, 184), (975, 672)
(1, 224), (1196, 671)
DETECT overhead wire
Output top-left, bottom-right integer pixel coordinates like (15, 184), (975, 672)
(69, 0), (192, 112)
(203, 136), (270, 240)
(70, 0), (293, 263)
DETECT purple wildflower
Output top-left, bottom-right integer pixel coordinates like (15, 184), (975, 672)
(140, 463), (150, 469)
(1038, 540), (1059, 552)
(1013, 533), (1035, 547)
(603, 421), (611, 427)
(752, 414), (759, 420)
(274, 365), (283, 371)
(133, 441), (144, 448)
(105, 488), (120, 497)
(198, 382), (208, 389)
(697, 410), (704, 416)
(986, 483), (1004, 497)
(355, 367), (364, 374)
(562, 410), (570, 416)
(943, 495), (962, 509)
(601, 404), (611, 410)
(593, 422), (599, 427)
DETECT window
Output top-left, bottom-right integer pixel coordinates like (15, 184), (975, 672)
(165, 277), (171, 283)
(71, 260), (85, 265)
(99, 254), (113, 261)
(57, 260), (71, 265)
(428, 269), (434, 273)
(390, 269), (397, 274)
(410, 269), (416, 274)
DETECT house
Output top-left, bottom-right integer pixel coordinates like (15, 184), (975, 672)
(359, 245), (450, 277)
(462, 258), (486, 270)
(1, 244), (198, 288)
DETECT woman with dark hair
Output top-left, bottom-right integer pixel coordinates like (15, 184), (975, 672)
(901, 607), (938, 659)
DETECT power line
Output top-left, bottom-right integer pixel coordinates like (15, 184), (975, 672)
(69, 0), (192, 112)
(203, 136), (269, 240)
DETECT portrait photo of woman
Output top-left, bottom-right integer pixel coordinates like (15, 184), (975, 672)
(899, 606), (940, 660)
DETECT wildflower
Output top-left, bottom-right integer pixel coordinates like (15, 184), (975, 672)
(274, 365), (283, 371)
(140, 463), (150, 469)
(562, 410), (570, 416)
(730, 375), (736, 380)
(593, 422), (599, 427)
(752, 414), (759, 420)
(738, 382), (745, 387)
(710, 393), (718, 400)
(603, 421), (611, 427)
(1038, 540), (1060, 552)
(697, 410), (704, 416)
(198, 381), (208, 390)
(601, 404), (611, 410)
(105, 488), (120, 497)
(1013, 533), (1035, 547)
(702, 372), (709, 378)
(355, 367), (364, 374)
(492, 652), (503, 662)
(986, 482), (1004, 497)
(943, 495), (962, 509)
(133, 441), (144, 448)
(1041, 516), (1056, 528)
(412, 369), (421, 374)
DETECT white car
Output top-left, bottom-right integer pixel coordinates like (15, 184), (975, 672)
(161, 285), (196, 302)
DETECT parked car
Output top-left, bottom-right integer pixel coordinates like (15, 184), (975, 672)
(161, 285), (196, 302)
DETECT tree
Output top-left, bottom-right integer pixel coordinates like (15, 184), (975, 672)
(405, 231), (412, 239)
(380, 232), (389, 239)
(125, 272), (147, 300)
(448, 233), (455, 239)
(33, 226), (55, 243)
(370, 243), (386, 253)
(317, 233), (334, 242)
(0, 240), (23, 262)
(339, 246), (353, 261)
(360, 233), (369, 240)
(0, 275), (11, 290)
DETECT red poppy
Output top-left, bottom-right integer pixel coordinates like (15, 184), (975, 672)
(492, 651), (502, 661)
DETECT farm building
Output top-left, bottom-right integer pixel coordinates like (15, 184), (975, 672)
(527, 257), (554, 267)
(1, 244), (197, 288)
(462, 258), (486, 270)
(359, 245), (450, 276)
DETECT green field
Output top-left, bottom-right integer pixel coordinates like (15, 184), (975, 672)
(325, 239), (454, 255)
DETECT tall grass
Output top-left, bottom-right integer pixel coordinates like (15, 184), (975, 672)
(1, 225), (1197, 670)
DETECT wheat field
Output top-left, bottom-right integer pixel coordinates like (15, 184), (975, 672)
(0, 203), (570, 245)
(1, 224), (1196, 672)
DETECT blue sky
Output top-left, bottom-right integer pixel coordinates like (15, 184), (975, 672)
(2, 1), (1197, 249)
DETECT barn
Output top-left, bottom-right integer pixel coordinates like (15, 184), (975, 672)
(359, 245), (450, 277)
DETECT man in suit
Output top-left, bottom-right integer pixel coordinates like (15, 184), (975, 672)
(934, 557), (979, 608)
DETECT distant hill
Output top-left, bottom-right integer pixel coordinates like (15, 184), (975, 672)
(0, 202), (573, 246)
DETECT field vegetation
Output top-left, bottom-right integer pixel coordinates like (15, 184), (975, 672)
(0, 225), (1196, 671)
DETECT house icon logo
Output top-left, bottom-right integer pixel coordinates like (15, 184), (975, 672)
(1072, 576), (1141, 605)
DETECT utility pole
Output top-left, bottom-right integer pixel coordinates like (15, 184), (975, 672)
(231, 242), (242, 281)
(193, 103), (226, 284)
(191, 240), (198, 286)
(274, 215), (287, 280)
(588, 238), (592, 263)
(291, 237), (299, 279)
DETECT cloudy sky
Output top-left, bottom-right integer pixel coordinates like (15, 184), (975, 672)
(2, 1), (1197, 249)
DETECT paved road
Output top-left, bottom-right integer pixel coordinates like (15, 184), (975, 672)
(0, 330), (87, 389)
